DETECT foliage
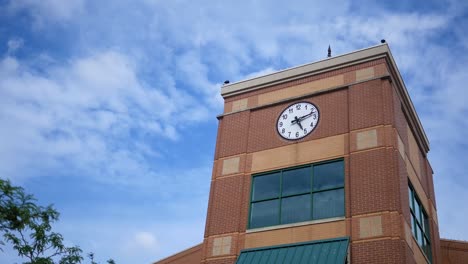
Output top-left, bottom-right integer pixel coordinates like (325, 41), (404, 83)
(89, 252), (116, 264)
(0, 178), (82, 263)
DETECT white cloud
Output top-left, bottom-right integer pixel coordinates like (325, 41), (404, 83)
(132, 231), (159, 251)
(7, 38), (24, 54)
(2, 0), (468, 263)
(0, 50), (214, 185)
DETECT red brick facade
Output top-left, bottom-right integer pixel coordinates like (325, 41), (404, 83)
(441, 239), (468, 263)
(154, 45), (468, 264)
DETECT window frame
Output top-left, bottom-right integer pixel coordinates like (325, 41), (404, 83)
(248, 158), (345, 229)
(408, 183), (432, 262)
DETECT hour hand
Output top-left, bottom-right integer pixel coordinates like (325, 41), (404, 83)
(292, 116), (303, 130)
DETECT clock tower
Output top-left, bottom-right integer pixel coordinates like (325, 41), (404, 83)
(155, 44), (447, 264)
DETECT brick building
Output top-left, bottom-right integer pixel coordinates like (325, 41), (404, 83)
(154, 44), (468, 264)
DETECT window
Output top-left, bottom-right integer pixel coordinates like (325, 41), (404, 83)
(408, 184), (432, 262)
(249, 159), (344, 229)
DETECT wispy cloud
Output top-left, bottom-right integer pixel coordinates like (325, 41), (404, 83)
(0, 50), (214, 186)
(1, 0), (468, 263)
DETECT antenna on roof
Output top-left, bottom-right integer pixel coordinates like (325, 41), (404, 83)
(327, 45), (332, 58)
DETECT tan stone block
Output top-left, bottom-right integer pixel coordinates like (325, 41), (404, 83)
(356, 129), (378, 150)
(231, 98), (248, 112)
(221, 237), (231, 255)
(222, 157), (240, 175)
(359, 215), (383, 238)
(213, 237), (222, 247)
(251, 134), (345, 172)
(211, 236), (232, 257)
(211, 246), (221, 256)
(244, 220), (346, 249)
(257, 75), (344, 106)
(355, 67), (375, 82)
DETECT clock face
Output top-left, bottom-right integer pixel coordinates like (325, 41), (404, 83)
(276, 102), (319, 140)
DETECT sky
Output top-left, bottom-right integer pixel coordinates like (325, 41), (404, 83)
(0, 0), (467, 263)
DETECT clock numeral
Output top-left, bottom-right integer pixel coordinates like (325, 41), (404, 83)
(278, 102), (318, 140)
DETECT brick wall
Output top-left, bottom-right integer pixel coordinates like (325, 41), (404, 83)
(441, 239), (468, 264)
(352, 239), (407, 263)
(201, 58), (439, 264)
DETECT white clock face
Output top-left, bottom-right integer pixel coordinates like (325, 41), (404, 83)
(276, 102), (319, 140)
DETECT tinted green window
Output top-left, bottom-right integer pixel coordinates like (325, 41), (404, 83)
(313, 161), (344, 191)
(252, 172), (280, 201)
(424, 238), (432, 259)
(416, 226), (424, 247)
(250, 199), (280, 228)
(423, 216), (430, 238)
(282, 167), (311, 196)
(281, 194), (311, 224)
(414, 200), (422, 222)
(409, 184), (432, 262)
(249, 159), (344, 229)
(408, 186), (414, 210)
(313, 189), (345, 219)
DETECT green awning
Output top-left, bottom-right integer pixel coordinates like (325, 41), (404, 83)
(236, 237), (349, 264)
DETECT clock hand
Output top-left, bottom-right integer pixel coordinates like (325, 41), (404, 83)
(292, 112), (312, 124)
(298, 111), (315, 121)
(292, 116), (303, 130)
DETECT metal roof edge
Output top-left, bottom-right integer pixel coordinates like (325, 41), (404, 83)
(221, 44), (389, 97)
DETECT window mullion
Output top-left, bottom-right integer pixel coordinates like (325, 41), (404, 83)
(252, 197), (280, 203)
(250, 160), (344, 229)
(279, 171), (283, 224)
(408, 183), (432, 262)
(311, 185), (344, 194)
(310, 165), (314, 220)
(409, 187), (415, 214)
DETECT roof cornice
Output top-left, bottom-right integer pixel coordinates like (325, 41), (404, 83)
(221, 44), (430, 152)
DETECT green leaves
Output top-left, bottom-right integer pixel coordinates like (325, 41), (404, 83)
(1, 178), (116, 264)
(0, 178), (83, 264)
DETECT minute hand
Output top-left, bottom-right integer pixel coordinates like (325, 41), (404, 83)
(292, 112), (314, 123)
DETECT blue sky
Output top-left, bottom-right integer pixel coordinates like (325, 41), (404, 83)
(0, 0), (467, 263)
